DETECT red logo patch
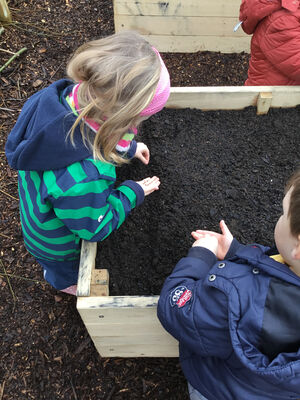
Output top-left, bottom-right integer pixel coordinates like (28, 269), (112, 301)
(176, 289), (192, 308)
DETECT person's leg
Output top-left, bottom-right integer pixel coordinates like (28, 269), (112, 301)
(37, 258), (80, 293)
(188, 382), (209, 400)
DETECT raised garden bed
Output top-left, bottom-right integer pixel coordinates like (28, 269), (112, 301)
(77, 86), (300, 358)
(113, 0), (250, 53)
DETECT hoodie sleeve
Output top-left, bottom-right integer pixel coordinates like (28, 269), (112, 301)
(157, 246), (232, 358)
(260, 13), (300, 81)
(116, 139), (137, 160)
(43, 159), (144, 242)
(116, 126), (138, 160)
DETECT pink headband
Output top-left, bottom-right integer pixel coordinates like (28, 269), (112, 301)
(140, 47), (170, 117)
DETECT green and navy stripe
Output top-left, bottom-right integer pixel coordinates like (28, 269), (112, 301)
(18, 157), (142, 262)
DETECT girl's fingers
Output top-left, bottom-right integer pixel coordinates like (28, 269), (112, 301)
(141, 177), (161, 195)
(143, 176), (160, 185)
(149, 182), (160, 190)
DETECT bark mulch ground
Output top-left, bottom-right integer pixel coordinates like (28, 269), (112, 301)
(1, 1), (290, 400)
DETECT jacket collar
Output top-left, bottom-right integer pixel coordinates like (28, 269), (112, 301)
(234, 243), (300, 287)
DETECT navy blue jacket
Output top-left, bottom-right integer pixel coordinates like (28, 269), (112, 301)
(157, 239), (300, 399)
(5, 79), (136, 171)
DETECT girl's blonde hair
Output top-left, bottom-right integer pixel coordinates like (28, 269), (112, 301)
(66, 30), (161, 164)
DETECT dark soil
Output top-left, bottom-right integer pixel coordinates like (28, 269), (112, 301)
(98, 107), (300, 296)
(0, 1), (293, 400)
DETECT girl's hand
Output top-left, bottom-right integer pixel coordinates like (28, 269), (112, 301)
(191, 220), (233, 260)
(135, 142), (150, 165)
(136, 176), (160, 196)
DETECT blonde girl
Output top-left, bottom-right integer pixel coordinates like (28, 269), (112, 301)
(5, 30), (170, 295)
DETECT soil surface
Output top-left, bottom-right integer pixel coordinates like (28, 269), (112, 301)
(0, 1), (294, 400)
(98, 107), (300, 296)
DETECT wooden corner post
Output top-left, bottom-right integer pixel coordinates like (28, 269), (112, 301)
(256, 92), (273, 115)
(76, 240), (109, 297)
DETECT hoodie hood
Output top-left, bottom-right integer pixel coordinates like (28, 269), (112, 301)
(5, 79), (93, 171)
(240, 0), (300, 34)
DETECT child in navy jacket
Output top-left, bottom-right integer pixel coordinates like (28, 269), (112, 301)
(158, 170), (300, 400)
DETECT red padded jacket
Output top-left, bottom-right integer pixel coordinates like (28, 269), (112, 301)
(240, 0), (300, 85)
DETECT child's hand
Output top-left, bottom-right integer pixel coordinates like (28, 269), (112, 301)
(192, 232), (219, 256)
(191, 220), (233, 260)
(135, 142), (150, 165)
(136, 176), (160, 196)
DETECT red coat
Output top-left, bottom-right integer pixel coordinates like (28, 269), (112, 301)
(240, 0), (300, 85)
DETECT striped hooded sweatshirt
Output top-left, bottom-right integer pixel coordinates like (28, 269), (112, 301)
(5, 79), (144, 268)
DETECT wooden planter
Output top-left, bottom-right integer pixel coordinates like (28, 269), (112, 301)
(113, 0), (250, 53)
(77, 85), (300, 358)
(76, 241), (177, 357)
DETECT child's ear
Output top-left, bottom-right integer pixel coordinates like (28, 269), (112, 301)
(292, 235), (300, 260)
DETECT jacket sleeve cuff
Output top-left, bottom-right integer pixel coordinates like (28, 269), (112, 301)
(224, 238), (241, 259)
(120, 180), (144, 207)
(127, 140), (137, 159)
(170, 246), (218, 280)
(186, 246), (218, 273)
(187, 246), (217, 263)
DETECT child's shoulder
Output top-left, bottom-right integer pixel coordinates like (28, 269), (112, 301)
(45, 158), (116, 184)
(82, 158), (116, 180)
(42, 158), (117, 198)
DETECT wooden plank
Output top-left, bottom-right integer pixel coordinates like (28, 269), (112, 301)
(91, 269), (109, 285)
(77, 295), (160, 323)
(166, 86), (300, 111)
(114, 0), (243, 17)
(90, 268), (109, 296)
(83, 320), (173, 336)
(93, 342), (178, 357)
(115, 15), (246, 37)
(113, 0), (249, 52)
(77, 294), (179, 357)
(78, 308), (161, 325)
(140, 34), (250, 53)
(90, 284), (109, 296)
(76, 241), (97, 297)
(93, 333), (177, 346)
(256, 92), (273, 115)
(78, 294), (159, 308)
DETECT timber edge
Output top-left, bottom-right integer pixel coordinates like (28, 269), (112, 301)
(167, 86), (300, 115)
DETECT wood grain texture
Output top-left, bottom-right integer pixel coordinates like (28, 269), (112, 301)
(76, 241), (97, 297)
(138, 34), (251, 53)
(256, 92), (273, 115)
(114, 0), (243, 17)
(166, 86), (300, 111)
(113, 0), (249, 52)
(77, 295), (179, 357)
